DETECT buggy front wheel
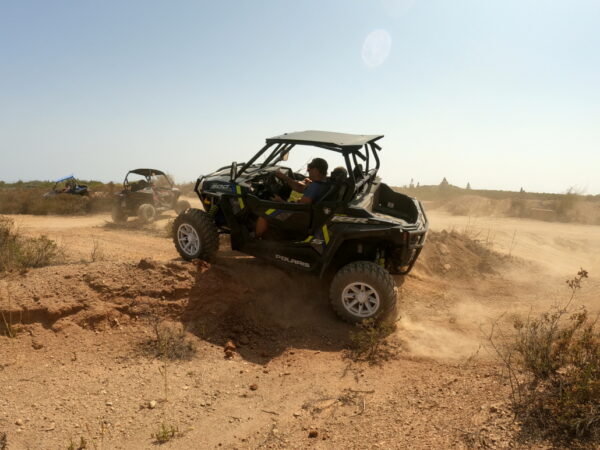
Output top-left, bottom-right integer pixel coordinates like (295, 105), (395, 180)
(173, 208), (219, 261)
(329, 261), (397, 324)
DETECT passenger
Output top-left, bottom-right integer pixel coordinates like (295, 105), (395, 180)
(329, 166), (348, 182)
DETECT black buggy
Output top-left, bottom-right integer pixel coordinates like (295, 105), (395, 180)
(112, 169), (190, 224)
(173, 131), (428, 323)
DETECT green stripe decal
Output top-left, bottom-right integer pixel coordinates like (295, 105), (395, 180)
(322, 225), (330, 244)
(265, 208), (276, 215)
(235, 185), (245, 209)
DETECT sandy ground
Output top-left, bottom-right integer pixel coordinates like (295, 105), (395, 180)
(1, 209), (599, 449)
(429, 210), (600, 277)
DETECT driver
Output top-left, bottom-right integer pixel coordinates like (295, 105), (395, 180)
(274, 157), (329, 202)
(255, 157), (329, 238)
(64, 180), (76, 193)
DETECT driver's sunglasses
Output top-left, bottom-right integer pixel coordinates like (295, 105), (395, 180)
(307, 165), (314, 170)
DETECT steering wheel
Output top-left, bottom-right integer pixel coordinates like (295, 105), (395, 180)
(265, 171), (292, 200)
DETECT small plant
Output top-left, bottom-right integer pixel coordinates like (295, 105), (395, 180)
(150, 320), (196, 361)
(348, 318), (396, 362)
(1, 286), (17, 338)
(90, 239), (105, 262)
(1, 311), (16, 338)
(151, 423), (180, 444)
(66, 436), (88, 450)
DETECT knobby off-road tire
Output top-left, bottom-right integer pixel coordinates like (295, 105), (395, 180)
(329, 261), (397, 324)
(111, 205), (127, 224)
(174, 200), (191, 214)
(173, 208), (219, 261)
(137, 203), (157, 224)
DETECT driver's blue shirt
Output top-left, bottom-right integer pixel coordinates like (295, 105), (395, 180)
(302, 180), (329, 203)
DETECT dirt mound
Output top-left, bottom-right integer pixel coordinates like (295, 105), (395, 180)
(1, 254), (350, 360)
(414, 230), (509, 279)
(0, 228), (519, 366)
(0, 259), (198, 334)
(1, 230), (512, 340)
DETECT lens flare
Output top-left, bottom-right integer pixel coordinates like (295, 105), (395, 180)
(361, 29), (392, 68)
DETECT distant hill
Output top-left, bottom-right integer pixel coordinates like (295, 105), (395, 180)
(394, 184), (600, 225)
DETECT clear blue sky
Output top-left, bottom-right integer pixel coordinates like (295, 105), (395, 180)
(1, 0), (599, 194)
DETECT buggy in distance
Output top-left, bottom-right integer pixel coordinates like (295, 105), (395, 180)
(112, 168), (190, 224)
(43, 175), (89, 198)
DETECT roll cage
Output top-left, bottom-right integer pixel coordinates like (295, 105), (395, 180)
(123, 169), (173, 188)
(233, 131), (384, 198)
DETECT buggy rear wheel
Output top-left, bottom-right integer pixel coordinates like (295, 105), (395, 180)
(111, 205), (127, 224)
(173, 208), (219, 261)
(330, 261), (397, 324)
(137, 203), (156, 224)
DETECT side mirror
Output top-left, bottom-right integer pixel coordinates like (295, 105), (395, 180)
(230, 161), (238, 180)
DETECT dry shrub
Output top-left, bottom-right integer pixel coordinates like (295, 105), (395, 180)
(0, 216), (61, 271)
(555, 188), (582, 219)
(164, 218), (175, 238)
(443, 195), (495, 217)
(349, 318), (396, 363)
(494, 270), (600, 443)
(66, 436), (88, 450)
(508, 196), (529, 218)
(175, 182), (196, 196)
(89, 239), (105, 262)
(0, 189), (113, 215)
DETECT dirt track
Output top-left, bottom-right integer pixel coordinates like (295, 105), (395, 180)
(1, 210), (599, 449)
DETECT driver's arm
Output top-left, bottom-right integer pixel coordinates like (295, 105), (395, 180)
(276, 171), (307, 193)
(296, 196), (313, 204)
